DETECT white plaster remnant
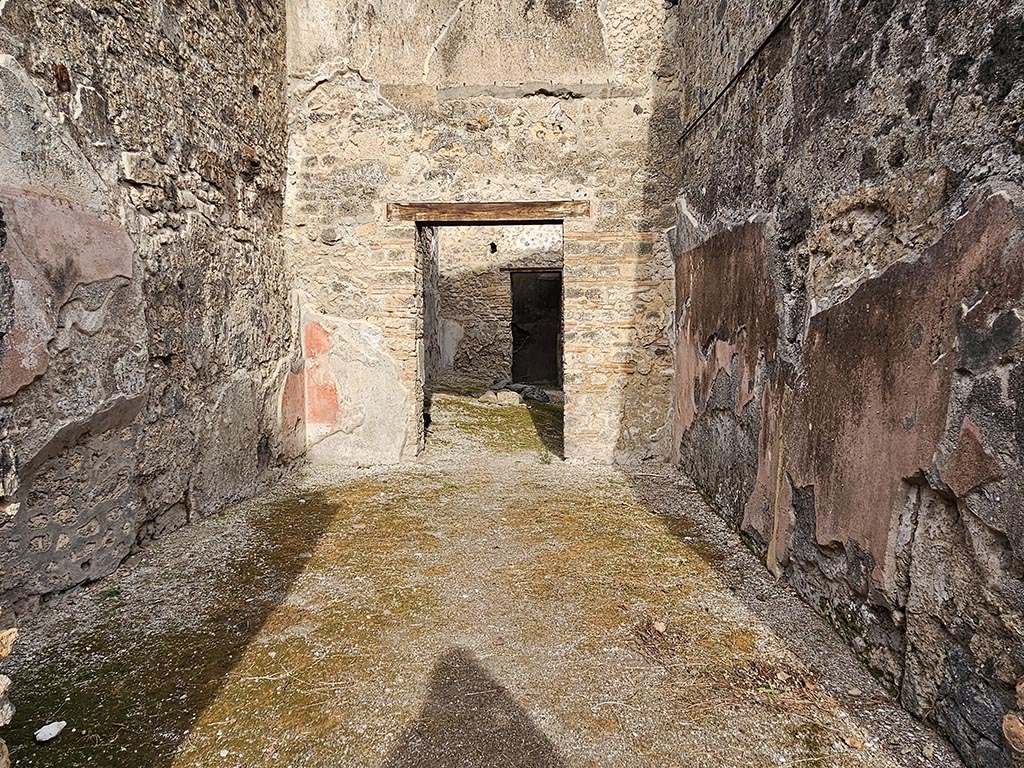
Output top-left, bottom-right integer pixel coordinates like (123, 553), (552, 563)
(71, 82), (96, 121)
(421, 0), (470, 82)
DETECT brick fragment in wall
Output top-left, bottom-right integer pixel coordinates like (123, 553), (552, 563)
(942, 418), (1004, 499)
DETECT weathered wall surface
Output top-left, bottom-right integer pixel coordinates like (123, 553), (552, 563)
(432, 225), (561, 392)
(284, 0), (679, 464)
(0, 0), (291, 615)
(670, 0), (1024, 765)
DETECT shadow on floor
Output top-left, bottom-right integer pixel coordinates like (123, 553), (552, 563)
(620, 469), (966, 767)
(525, 401), (564, 459)
(2, 489), (342, 768)
(383, 647), (565, 768)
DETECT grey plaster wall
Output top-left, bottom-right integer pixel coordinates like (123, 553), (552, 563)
(0, 0), (291, 615)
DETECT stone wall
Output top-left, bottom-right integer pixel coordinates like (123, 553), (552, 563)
(669, 0), (1024, 765)
(0, 0), (291, 615)
(432, 225), (561, 392)
(284, 0), (679, 465)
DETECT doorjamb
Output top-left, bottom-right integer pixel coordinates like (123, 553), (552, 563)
(387, 200), (591, 457)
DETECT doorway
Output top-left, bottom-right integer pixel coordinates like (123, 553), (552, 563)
(418, 222), (566, 458)
(424, 223), (563, 394)
(386, 200), (591, 458)
(511, 270), (563, 387)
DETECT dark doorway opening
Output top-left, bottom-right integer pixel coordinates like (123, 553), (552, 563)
(511, 270), (563, 387)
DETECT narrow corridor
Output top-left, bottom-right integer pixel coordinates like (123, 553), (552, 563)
(2, 397), (960, 767)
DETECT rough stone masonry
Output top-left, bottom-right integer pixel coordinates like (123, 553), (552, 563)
(671, 0), (1024, 766)
(282, 0), (679, 466)
(0, 1), (291, 615)
(0, 1), (1022, 767)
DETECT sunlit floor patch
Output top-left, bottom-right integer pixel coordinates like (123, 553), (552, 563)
(2, 397), (962, 767)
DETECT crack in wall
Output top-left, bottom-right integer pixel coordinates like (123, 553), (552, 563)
(421, 0), (471, 83)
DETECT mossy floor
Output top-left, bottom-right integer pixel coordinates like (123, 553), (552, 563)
(1, 397), (961, 767)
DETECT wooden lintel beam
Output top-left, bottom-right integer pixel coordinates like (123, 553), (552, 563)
(386, 200), (591, 223)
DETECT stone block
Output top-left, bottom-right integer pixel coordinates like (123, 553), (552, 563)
(496, 390), (523, 406)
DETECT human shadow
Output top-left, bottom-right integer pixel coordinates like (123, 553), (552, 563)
(383, 647), (566, 768)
